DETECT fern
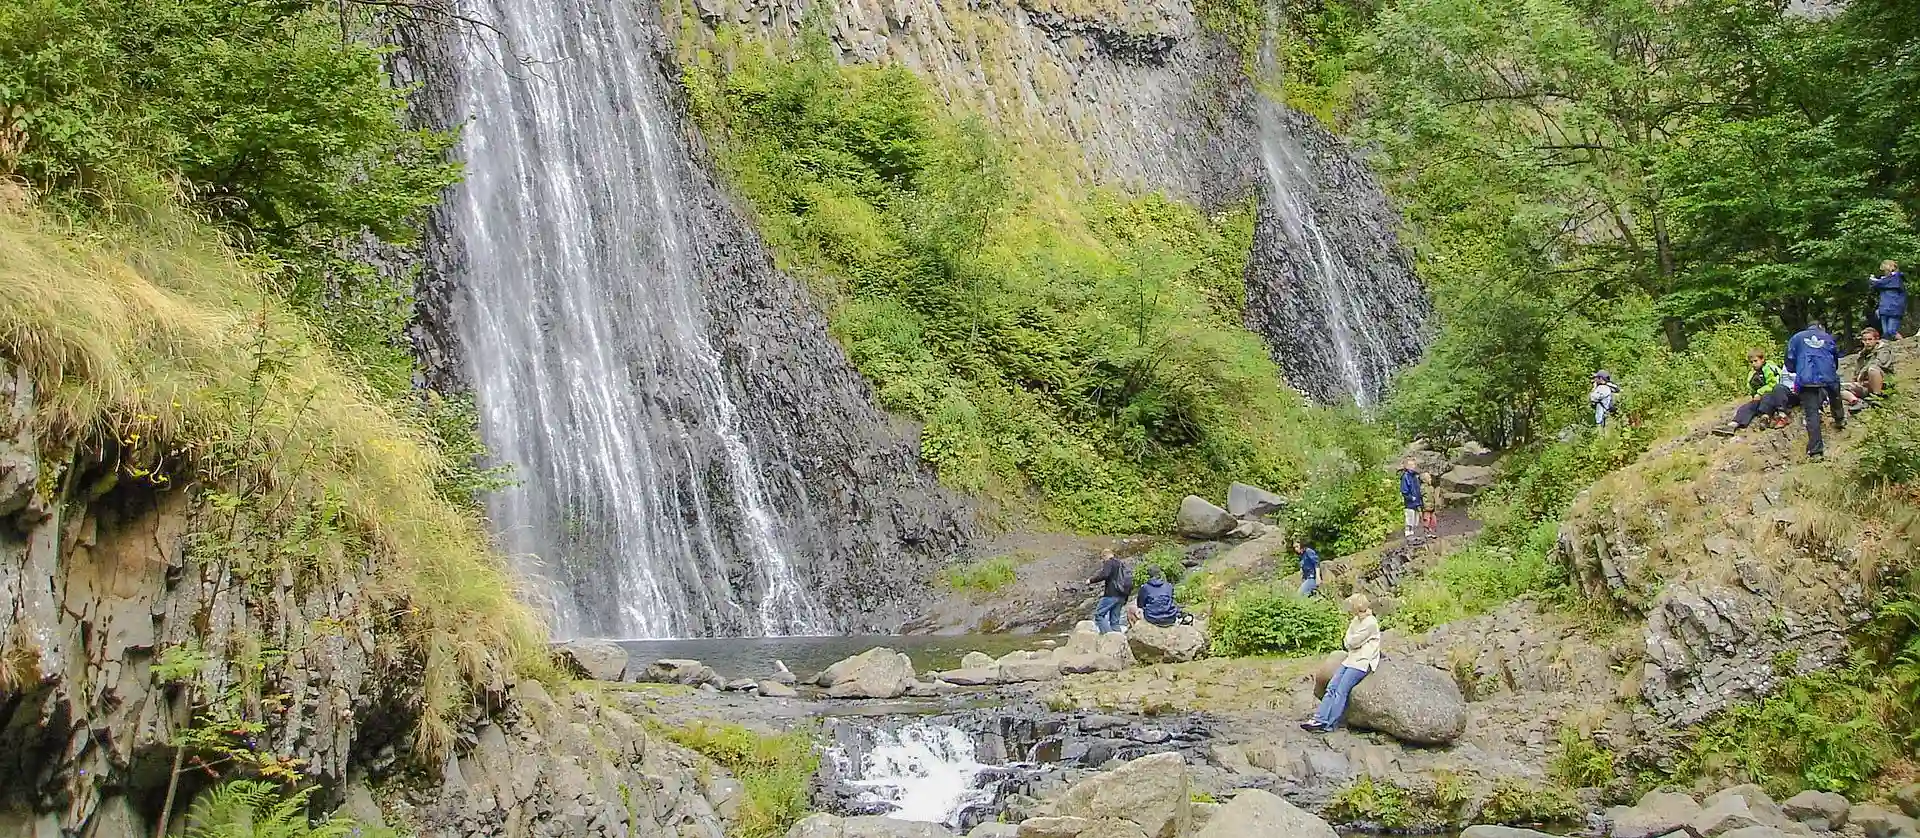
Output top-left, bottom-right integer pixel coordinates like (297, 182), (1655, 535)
(184, 781), (389, 838)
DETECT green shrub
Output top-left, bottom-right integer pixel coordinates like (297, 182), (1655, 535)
(1207, 583), (1345, 658)
(1550, 728), (1619, 789)
(1857, 392), (1920, 487)
(1133, 544), (1188, 585)
(943, 556), (1019, 596)
(1678, 665), (1895, 797)
(183, 780), (393, 838)
(1478, 779), (1580, 825)
(661, 722), (819, 838)
(1384, 537), (1563, 632)
(1325, 776), (1416, 828)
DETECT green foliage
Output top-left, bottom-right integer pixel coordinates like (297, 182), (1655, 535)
(1206, 582), (1345, 658)
(1325, 776), (1415, 828)
(1551, 728), (1619, 790)
(1385, 537), (1562, 633)
(685, 31), (1348, 533)
(943, 556), (1019, 596)
(661, 722), (819, 838)
(1856, 392), (1920, 488)
(1133, 544), (1187, 585)
(1679, 664), (1893, 797)
(1478, 779), (1580, 825)
(1283, 417), (1401, 554)
(184, 780), (394, 838)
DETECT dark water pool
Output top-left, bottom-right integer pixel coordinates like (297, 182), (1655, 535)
(613, 633), (1056, 681)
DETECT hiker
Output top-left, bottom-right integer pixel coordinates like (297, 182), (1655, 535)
(1398, 458), (1423, 541)
(1872, 260), (1906, 340)
(1134, 565), (1184, 627)
(1302, 593), (1381, 734)
(1589, 370), (1621, 427)
(1841, 326), (1896, 407)
(1087, 549), (1132, 633)
(1786, 319), (1845, 459)
(1295, 540), (1321, 597)
(1717, 349), (1792, 435)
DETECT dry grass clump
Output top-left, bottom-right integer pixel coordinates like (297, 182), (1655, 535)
(0, 195), (548, 756)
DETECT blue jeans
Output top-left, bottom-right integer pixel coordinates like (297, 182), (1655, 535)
(1299, 577), (1319, 597)
(1094, 596), (1126, 633)
(1883, 314), (1903, 338)
(1313, 666), (1369, 727)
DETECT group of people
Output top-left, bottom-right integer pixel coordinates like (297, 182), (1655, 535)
(1085, 549), (1188, 634)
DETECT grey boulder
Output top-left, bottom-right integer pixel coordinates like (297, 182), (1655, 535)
(1782, 790), (1849, 829)
(787, 814), (955, 837)
(966, 825), (1019, 838)
(1314, 655), (1468, 745)
(1440, 464), (1497, 494)
(1847, 804), (1914, 838)
(1176, 496), (1237, 540)
(818, 647), (918, 699)
(757, 680), (799, 698)
(1607, 791), (1702, 838)
(1226, 482), (1286, 517)
(1193, 789), (1336, 838)
(1463, 828), (1560, 838)
(639, 658), (723, 688)
(551, 639), (629, 682)
(1128, 621), (1207, 664)
(1051, 752), (1191, 838)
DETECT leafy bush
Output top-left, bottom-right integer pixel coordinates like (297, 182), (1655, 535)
(1478, 779), (1580, 825)
(1679, 664), (1894, 797)
(1207, 583), (1345, 658)
(661, 722), (819, 838)
(183, 780), (393, 838)
(943, 556), (1019, 596)
(1550, 728), (1619, 789)
(1857, 392), (1920, 487)
(1325, 776), (1416, 828)
(1133, 544), (1188, 585)
(1385, 536), (1563, 632)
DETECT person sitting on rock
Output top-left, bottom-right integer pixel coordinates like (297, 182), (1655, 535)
(1716, 348), (1792, 435)
(1398, 458), (1423, 541)
(1295, 540), (1320, 597)
(1303, 593), (1381, 734)
(1088, 549), (1132, 634)
(1841, 327), (1896, 409)
(1134, 565), (1184, 627)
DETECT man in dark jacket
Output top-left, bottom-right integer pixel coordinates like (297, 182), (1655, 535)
(1295, 540), (1321, 597)
(1134, 566), (1183, 627)
(1088, 549), (1131, 633)
(1786, 320), (1844, 458)
(1399, 458), (1424, 541)
(1872, 260), (1905, 340)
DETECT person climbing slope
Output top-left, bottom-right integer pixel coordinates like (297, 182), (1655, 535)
(1398, 458), (1423, 541)
(1872, 260), (1906, 340)
(1302, 593), (1381, 734)
(1786, 319), (1844, 459)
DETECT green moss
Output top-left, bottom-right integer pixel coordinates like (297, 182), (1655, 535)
(1478, 779), (1580, 825)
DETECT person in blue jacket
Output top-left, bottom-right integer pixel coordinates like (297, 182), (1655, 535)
(1295, 540), (1321, 597)
(1133, 565), (1184, 627)
(1399, 458), (1424, 541)
(1872, 260), (1906, 340)
(1785, 319), (1845, 458)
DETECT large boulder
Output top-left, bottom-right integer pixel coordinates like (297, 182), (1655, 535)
(1439, 464), (1497, 494)
(1193, 789), (1336, 838)
(638, 658), (723, 688)
(995, 650), (1063, 684)
(1849, 804), (1915, 838)
(936, 667), (1001, 686)
(817, 647), (918, 699)
(1690, 793), (1774, 838)
(1128, 621), (1207, 664)
(757, 680), (799, 698)
(1313, 655), (1468, 745)
(551, 639), (629, 682)
(1176, 496), (1237, 540)
(1449, 440), (1498, 466)
(788, 814), (955, 837)
(1051, 752), (1193, 838)
(961, 651), (996, 670)
(1463, 829), (1559, 838)
(1607, 791), (1702, 838)
(1782, 790), (1848, 830)
(1227, 482), (1287, 517)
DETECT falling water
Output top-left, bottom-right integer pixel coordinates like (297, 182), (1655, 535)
(436, 0), (824, 639)
(826, 722), (1002, 826)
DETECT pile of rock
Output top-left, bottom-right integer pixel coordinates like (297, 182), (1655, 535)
(932, 622), (1135, 688)
(1401, 439), (1499, 502)
(791, 752), (1340, 838)
(1176, 482), (1284, 541)
(1604, 785), (1864, 838)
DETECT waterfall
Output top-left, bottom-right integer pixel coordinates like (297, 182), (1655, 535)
(433, 0), (826, 639)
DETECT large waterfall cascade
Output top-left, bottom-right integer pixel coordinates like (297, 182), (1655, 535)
(438, 0), (825, 639)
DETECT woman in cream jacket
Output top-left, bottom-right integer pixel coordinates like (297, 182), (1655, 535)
(1304, 593), (1380, 733)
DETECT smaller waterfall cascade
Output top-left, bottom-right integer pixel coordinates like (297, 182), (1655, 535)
(828, 723), (998, 824)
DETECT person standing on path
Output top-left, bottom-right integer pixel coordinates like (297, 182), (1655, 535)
(1399, 458), (1424, 541)
(1295, 540), (1320, 597)
(1303, 593), (1381, 733)
(1087, 549), (1132, 633)
(1872, 260), (1906, 340)
(1786, 319), (1845, 459)
(1589, 370), (1620, 428)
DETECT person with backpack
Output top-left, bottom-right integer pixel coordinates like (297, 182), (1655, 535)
(1087, 548), (1132, 633)
(1589, 370), (1621, 428)
(1871, 260), (1906, 340)
(1786, 319), (1845, 459)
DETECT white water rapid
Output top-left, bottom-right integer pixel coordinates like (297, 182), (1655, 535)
(438, 0), (824, 639)
(831, 723), (997, 825)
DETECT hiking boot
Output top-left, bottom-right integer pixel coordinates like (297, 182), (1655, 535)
(1712, 425), (1737, 437)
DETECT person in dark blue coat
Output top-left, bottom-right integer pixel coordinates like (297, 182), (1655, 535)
(1295, 540), (1321, 597)
(1785, 320), (1845, 458)
(1872, 260), (1906, 340)
(1399, 458), (1424, 540)
(1134, 566), (1184, 627)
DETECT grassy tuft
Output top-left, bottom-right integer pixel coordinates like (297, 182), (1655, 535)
(942, 555), (1020, 596)
(659, 721), (818, 838)
(0, 196), (548, 757)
